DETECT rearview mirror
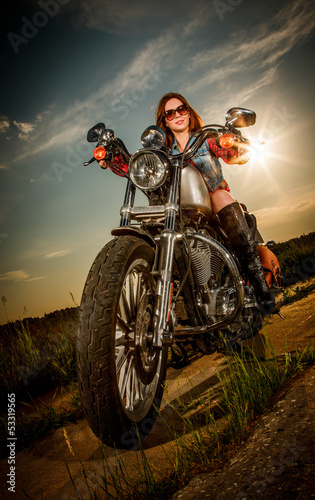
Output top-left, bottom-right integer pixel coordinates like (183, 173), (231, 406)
(141, 125), (166, 149)
(225, 108), (256, 128)
(87, 123), (115, 144)
(87, 123), (106, 142)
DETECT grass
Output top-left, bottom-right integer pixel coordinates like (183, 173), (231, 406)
(277, 278), (315, 307)
(0, 383), (82, 458)
(0, 314), (77, 407)
(0, 312), (80, 459)
(64, 340), (315, 499)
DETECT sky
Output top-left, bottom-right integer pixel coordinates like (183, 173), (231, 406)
(0, 0), (315, 323)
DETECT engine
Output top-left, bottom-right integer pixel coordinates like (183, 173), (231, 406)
(189, 238), (236, 321)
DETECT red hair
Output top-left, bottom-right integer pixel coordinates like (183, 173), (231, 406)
(155, 92), (204, 148)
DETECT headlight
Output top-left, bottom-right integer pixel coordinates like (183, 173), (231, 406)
(129, 150), (168, 190)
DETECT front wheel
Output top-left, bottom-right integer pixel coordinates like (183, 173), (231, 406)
(76, 236), (168, 448)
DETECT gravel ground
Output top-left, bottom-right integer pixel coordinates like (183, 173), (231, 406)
(172, 356), (315, 499)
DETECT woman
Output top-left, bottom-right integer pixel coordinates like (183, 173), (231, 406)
(100, 92), (275, 315)
(156, 92), (275, 315)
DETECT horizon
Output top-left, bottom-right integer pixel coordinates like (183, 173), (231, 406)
(1, 229), (314, 325)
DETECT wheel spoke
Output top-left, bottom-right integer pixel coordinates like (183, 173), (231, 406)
(125, 274), (132, 314)
(114, 256), (164, 420)
(119, 287), (132, 324)
(126, 363), (134, 410)
(116, 347), (129, 373)
(118, 353), (132, 400)
(116, 314), (132, 336)
(129, 272), (136, 319)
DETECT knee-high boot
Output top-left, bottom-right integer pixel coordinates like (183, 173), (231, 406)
(217, 202), (276, 315)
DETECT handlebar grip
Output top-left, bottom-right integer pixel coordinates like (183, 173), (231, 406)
(83, 157), (96, 166)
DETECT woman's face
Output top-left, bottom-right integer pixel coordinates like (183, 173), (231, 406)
(164, 98), (190, 134)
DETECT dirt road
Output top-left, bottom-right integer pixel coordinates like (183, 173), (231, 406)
(0, 291), (314, 499)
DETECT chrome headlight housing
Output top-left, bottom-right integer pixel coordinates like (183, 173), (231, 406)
(129, 150), (169, 191)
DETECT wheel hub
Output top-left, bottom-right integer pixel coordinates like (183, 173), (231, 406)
(134, 294), (160, 384)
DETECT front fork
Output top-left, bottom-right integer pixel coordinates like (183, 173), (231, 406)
(152, 229), (180, 347)
(152, 161), (181, 348)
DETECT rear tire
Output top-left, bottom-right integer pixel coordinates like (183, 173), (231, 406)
(76, 236), (168, 448)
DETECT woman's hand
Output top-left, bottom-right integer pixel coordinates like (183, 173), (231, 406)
(226, 150), (250, 165)
(97, 159), (110, 169)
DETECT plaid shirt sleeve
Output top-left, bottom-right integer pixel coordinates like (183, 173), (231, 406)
(108, 154), (129, 177)
(207, 138), (238, 163)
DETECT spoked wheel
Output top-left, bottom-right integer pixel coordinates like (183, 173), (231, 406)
(76, 236), (168, 448)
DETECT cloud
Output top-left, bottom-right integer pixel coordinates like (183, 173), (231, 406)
(0, 115), (10, 134)
(0, 270), (29, 281)
(255, 197), (315, 224)
(13, 121), (36, 141)
(44, 249), (71, 259)
(8, 112), (50, 145)
(190, 0), (315, 72)
(25, 276), (46, 282)
(254, 196), (315, 241)
(0, 165), (9, 170)
(11, 20), (190, 161)
(69, 0), (207, 35)
(293, 198), (315, 212)
(183, 0), (315, 100)
(0, 270), (45, 282)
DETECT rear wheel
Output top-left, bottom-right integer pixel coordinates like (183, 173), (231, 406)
(76, 236), (168, 448)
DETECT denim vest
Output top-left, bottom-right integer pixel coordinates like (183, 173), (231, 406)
(172, 137), (224, 193)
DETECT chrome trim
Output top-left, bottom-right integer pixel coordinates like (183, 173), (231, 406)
(173, 232), (244, 338)
(141, 126), (166, 149)
(120, 202), (178, 220)
(152, 230), (181, 347)
(225, 107), (256, 128)
(129, 149), (169, 191)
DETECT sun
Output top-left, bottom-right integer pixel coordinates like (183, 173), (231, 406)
(247, 140), (269, 165)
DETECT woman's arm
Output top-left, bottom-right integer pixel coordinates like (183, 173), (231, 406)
(98, 153), (129, 177)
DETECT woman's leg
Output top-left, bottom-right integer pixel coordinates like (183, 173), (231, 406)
(211, 189), (236, 214)
(211, 191), (276, 315)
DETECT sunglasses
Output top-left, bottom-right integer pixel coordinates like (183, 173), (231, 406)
(163, 104), (188, 121)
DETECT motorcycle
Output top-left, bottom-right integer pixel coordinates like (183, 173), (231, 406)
(76, 107), (282, 448)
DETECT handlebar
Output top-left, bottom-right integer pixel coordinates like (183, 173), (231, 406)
(83, 123), (250, 167)
(83, 138), (131, 167)
(174, 124), (250, 162)
(83, 157), (96, 167)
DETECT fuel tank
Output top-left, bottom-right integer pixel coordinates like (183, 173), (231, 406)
(180, 164), (213, 220)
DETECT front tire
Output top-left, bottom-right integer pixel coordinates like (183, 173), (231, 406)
(76, 236), (168, 448)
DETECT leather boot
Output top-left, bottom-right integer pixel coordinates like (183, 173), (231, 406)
(217, 202), (276, 315)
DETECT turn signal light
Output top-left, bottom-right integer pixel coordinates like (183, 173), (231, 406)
(219, 134), (235, 149)
(94, 146), (106, 160)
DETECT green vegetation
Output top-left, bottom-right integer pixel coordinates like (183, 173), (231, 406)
(0, 308), (80, 458)
(277, 279), (315, 307)
(11, 383), (82, 453)
(0, 308), (78, 406)
(66, 342), (315, 499)
(271, 231), (315, 283)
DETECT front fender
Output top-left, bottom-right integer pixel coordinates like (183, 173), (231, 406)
(111, 227), (155, 248)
